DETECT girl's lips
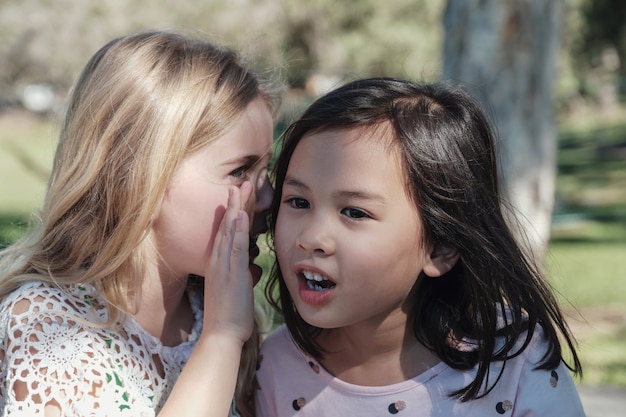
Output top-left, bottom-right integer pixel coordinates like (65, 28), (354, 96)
(297, 276), (335, 305)
(294, 265), (336, 306)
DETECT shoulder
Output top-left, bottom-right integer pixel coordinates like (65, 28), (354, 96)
(508, 352), (585, 415)
(0, 283), (122, 410)
(0, 281), (109, 349)
(1, 281), (105, 322)
(476, 325), (585, 415)
(258, 324), (303, 370)
(260, 324), (293, 352)
(487, 323), (560, 380)
(256, 325), (325, 416)
(258, 324), (309, 378)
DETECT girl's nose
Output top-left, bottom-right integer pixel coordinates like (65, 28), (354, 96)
(296, 214), (336, 255)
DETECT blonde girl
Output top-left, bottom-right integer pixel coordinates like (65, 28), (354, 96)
(0, 30), (280, 417)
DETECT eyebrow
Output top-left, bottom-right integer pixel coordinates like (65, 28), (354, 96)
(223, 147), (273, 168)
(283, 176), (388, 204)
(283, 177), (309, 193)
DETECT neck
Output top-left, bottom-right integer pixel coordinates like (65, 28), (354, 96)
(317, 311), (440, 386)
(132, 248), (195, 347)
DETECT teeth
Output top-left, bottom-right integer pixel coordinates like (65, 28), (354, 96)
(306, 280), (326, 291)
(302, 270), (335, 292)
(302, 270), (326, 282)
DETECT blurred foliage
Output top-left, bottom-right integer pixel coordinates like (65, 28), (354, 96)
(0, 0), (443, 103)
(553, 110), (626, 230)
(1, 0), (622, 116)
(0, 214), (30, 250)
(576, 0), (626, 82)
(559, 0), (626, 113)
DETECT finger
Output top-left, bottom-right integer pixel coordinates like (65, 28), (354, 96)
(231, 210), (251, 275)
(239, 181), (253, 212)
(224, 186), (242, 251)
(210, 186), (242, 270)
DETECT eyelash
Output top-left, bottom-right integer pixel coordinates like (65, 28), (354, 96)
(341, 207), (370, 219)
(283, 197), (371, 220)
(229, 165), (250, 180)
(284, 197), (310, 209)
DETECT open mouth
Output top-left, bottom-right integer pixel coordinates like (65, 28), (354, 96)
(302, 270), (336, 291)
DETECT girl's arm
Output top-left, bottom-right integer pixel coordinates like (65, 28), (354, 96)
(159, 183), (255, 417)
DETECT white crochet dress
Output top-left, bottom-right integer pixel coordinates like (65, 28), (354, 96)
(0, 281), (207, 416)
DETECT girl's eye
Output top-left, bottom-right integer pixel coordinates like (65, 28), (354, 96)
(341, 207), (370, 219)
(229, 165), (249, 179)
(285, 197), (310, 209)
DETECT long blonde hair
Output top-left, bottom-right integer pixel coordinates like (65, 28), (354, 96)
(0, 30), (279, 416)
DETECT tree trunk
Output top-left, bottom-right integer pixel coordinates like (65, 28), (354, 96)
(441, 0), (564, 258)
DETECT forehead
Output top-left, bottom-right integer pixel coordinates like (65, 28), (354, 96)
(298, 124), (400, 160)
(288, 125), (409, 190)
(208, 99), (273, 150)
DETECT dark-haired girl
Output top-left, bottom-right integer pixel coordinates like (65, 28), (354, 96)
(256, 78), (585, 416)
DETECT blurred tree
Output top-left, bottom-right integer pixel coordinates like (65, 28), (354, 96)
(442, 0), (565, 257)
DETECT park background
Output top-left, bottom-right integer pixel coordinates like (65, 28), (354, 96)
(0, 0), (624, 397)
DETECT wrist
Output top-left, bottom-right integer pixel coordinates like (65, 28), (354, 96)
(198, 329), (247, 351)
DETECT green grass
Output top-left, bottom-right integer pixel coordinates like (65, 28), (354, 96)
(577, 332), (626, 386)
(0, 214), (32, 249)
(547, 241), (626, 308)
(0, 111), (56, 216)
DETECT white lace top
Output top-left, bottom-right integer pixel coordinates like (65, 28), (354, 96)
(0, 280), (206, 416)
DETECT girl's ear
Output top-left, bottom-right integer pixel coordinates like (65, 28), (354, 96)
(423, 244), (459, 278)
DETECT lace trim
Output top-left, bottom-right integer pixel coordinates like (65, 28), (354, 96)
(0, 281), (204, 416)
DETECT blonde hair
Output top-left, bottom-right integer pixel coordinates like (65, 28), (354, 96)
(0, 30), (280, 417)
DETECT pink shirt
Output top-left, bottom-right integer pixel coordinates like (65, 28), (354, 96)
(256, 325), (585, 417)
